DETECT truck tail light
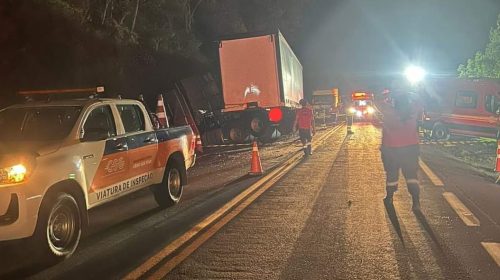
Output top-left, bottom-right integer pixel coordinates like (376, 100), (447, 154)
(268, 108), (283, 123)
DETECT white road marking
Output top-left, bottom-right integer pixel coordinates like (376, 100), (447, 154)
(442, 192), (480, 227)
(147, 154), (299, 280)
(481, 242), (500, 266)
(418, 159), (444, 187)
(124, 126), (343, 279)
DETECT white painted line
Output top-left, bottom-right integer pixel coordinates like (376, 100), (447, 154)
(124, 126), (342, 279)
(419, 159), (444, 187)
(481, 242), (500, 266)
(442, 192), (480, 227)
(147, 155), (300, 279)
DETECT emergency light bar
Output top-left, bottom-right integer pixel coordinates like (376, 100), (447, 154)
(18, 86), (104, 96)
(351, 92), (373, 101)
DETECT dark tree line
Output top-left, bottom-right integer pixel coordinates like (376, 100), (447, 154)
(458, 13), (500, 79)
(0, 0), (315, 108)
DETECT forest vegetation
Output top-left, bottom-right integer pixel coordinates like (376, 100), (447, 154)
(0, 0), (313, 106)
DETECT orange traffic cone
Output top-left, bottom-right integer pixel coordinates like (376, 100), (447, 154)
(156, 94), (169, 128)
(249, 141), (263, 176)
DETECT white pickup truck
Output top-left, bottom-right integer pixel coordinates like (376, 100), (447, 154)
(0, 92), (196, 261)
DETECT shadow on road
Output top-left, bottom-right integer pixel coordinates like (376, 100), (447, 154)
(0, 240), (54, 279)
(413, 209), (442, 252)
(384, 201), (405, 247)
(385, 201), (433, 279)
(414, 209), (472, 279)
(1, 263), (48, 280)
(385, 204), (472, 280)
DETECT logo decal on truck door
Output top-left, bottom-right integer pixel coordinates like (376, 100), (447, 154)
(104, 157), (126, 174)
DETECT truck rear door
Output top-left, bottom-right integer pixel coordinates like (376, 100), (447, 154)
(219, 35), (281, 111)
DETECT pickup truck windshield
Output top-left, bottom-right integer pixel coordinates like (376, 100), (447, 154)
(0, 106), (82, 141)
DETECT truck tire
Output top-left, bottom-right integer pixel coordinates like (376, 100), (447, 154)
(260, 127), (280, 143)
(229, 127), (250, 143)
(153, 163), (184, 208)
(34, 193), (82, 263)
(432, 124), (449, 140)
(203, 129), (224, 145)
(249, 115), (268, 137)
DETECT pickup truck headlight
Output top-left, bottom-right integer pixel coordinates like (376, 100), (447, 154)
(0, 164), (28, 184)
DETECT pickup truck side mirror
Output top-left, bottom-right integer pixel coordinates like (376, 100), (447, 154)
(81, 128), (110, 142)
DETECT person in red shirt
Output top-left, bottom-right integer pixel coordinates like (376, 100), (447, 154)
(294, 99), (315, 156)
(374, 86), (423, 211)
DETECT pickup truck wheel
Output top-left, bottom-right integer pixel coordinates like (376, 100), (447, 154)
(153, 164), (183, 208)
(35, 193), (82, 263)
(432, 124), (449, 140)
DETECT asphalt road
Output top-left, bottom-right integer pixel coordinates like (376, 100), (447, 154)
(0, 127), (336, 279)
(165, 123), (500, 279)
(2, 123), (500, 279)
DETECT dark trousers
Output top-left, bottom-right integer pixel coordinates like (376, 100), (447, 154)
(299, 128), (312, 155)
(381, 144), (420, 194)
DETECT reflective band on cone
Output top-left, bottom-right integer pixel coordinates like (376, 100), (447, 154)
(249, 141), (263, 176)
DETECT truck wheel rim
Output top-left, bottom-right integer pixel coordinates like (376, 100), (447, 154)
(250, 118), (264, 133)
(435, 129), (446, 138)
(229, 128), (248, 143)
(47, 203), (76, 253)
(168, 169), (181, 198)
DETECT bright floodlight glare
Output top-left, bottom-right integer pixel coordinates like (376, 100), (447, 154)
(404, 65), (426, 84)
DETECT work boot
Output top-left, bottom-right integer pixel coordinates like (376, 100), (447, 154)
(383, 185), (397, 205)
(411, 196), (420, 212)
(307, 144), (312, 155)
(408, 183), (420, 212)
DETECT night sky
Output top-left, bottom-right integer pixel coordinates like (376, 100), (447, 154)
(299, 0), (500, 95)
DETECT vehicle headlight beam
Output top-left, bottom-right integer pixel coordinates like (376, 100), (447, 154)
(0, 164), (30, 184)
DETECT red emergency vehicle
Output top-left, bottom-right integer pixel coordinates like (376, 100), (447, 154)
(348, 91), (376, 121)
(420, 78), (500, 139)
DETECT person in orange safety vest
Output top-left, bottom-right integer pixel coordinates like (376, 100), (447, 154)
(294, 99), (316, 156)
(374, 85), (423, 211)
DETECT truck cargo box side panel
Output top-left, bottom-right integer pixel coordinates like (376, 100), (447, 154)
(219, 35), (281, 111)
(278, 32), (303, 108)
(178, 74), (223, 113)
